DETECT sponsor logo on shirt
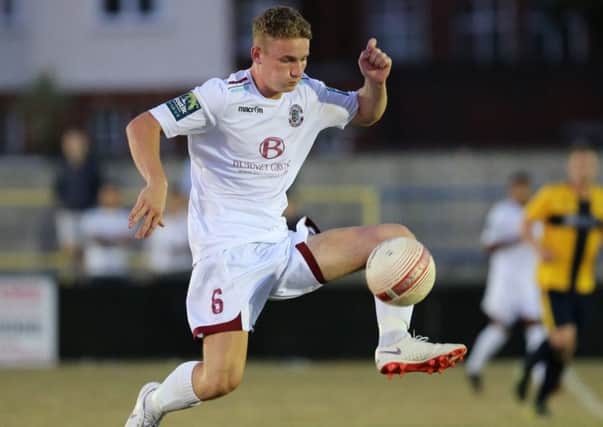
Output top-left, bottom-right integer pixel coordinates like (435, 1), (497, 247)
(166, 92), (201, 121)
(259, 137), (285, 159)
(232, 159), (291, 176)
(230, 137), (289, 177)
(238, 105), (264, 114)
(288, 104), (304, 127)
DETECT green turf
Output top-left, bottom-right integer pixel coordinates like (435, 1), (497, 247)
(0, 360), (601, 427)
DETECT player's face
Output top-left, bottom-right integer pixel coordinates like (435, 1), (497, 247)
(99, 185), (122, 208)
(567, 150), (599, 186)
(61, 131), (89, 164)
(509, 182), (531, 205)
(253, 36), (309, 98)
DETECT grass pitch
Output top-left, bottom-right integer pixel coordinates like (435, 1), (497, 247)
(0, 359), (601, 427)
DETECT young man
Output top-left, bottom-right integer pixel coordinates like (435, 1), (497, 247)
(516, 146), (603, 416)
(124, 6), (466, 426)
(465, 172), (545, 392)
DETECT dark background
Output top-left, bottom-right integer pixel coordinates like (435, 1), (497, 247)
(59, 279), (603, 359)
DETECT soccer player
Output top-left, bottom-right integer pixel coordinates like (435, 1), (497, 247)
(515, 146), (603, 416)
(124, 6), (466, 426)
(465, 172), (545, 392)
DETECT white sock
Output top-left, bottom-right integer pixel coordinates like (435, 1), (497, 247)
(525, 324), (546, 352)
(147, 361), (201, 418)
(374, 297), (413, 347)
(466, 324), (508, 375)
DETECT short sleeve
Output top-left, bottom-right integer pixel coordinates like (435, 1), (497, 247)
(480, 205), (517, 246)
(305, 78), (359, 130)
(149, 78), (227, 138)
(525, 187), (551, 221)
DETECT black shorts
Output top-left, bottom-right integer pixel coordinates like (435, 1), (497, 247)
(542, 290), (593, 331)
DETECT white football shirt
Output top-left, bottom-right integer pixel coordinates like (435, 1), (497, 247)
(481, 198), (537, 280)
(150, 69), (358, 263)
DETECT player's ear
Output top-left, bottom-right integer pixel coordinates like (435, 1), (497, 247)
(251, 46), (262, 64)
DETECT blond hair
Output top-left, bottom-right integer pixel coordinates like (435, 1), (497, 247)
(252, 6), (312, 42)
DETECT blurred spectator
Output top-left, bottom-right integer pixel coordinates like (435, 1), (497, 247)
(81, 183), (131, 285)
(53, 128), (102, 275)
(144, 187), (191, 279)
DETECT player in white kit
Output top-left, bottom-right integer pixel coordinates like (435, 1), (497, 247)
(466, 172), (545, 392)
(124, 6), (466, 426)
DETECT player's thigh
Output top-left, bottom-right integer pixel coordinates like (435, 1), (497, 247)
(306, 223), (414, 282)
(195, 331), (249, 399)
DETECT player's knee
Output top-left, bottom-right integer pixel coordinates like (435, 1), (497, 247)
(374, 224), (415, 243)
(549, 328), (575, 353)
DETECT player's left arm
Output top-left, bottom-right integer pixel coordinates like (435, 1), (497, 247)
(351, 38), (392, 127)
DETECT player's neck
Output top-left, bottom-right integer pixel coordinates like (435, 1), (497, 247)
(250, 66), (283, 100)
(570, 181), (592, 198)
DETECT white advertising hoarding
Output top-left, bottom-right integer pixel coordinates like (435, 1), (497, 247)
(0, 276), (58, 367)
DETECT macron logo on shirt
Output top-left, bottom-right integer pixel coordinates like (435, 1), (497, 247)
(238, 105), (264, 114)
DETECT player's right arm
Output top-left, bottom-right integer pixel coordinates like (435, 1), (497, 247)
(523, 186), (554, 261)
(126, 112), (167, 239)
(126, 80), (227, 239)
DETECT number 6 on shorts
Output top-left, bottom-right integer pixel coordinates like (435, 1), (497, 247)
(211, 288), (224, 314)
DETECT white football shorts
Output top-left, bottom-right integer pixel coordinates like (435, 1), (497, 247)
(186, 217), (325, 338)
(481, 268), (542, 326)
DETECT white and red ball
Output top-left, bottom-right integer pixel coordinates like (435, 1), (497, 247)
(366, 237), (436, 306)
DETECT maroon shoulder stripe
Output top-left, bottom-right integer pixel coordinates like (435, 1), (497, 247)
(227, 77), (248, 85)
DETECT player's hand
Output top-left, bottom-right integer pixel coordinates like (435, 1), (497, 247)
(128, 181), (167, 239)
(358, 38), (392, 85)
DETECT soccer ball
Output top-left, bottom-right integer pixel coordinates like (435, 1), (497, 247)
(366, 237), (436, 306)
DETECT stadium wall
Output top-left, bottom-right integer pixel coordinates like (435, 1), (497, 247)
(58, 280), (603, 359)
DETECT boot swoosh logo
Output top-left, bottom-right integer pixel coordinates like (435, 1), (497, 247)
(378, 347), (402, 355)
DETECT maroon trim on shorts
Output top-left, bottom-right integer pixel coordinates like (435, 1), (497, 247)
(295, 242), (326, 284)
(193, 314), (243, 338)
(304, 217), (321, 234)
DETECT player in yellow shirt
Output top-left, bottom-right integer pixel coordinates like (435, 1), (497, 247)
(516, 146), (603, 416)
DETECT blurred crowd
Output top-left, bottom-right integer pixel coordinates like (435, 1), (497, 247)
(53, 127), (192, 285)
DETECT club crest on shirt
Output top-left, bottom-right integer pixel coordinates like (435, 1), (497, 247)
(288, 104), (304, 127)
(166, 92), (201, 121)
